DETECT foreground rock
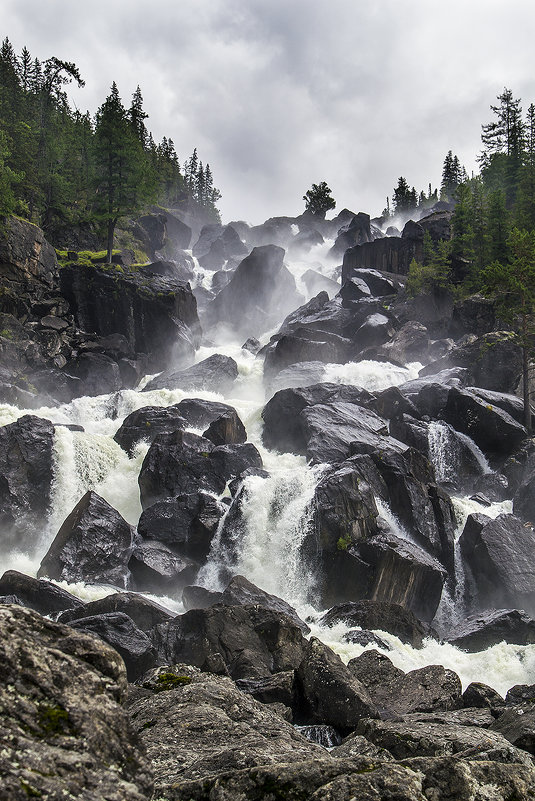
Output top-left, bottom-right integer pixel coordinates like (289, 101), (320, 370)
(0, 570), (84, 616)
(0, 604), (153, 800)
(127, 664), (324, 796)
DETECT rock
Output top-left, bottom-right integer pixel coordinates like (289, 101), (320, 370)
(514, 470), (535, 525)
(0, 604), (153, 800)
(296, 637), (378, 732)
(270, 360), (328, 392)
(447, 609), (535, 651)
(459, 513), (535, 616)
(506, 685), (535, 705)
(319, 600), (430, 648)
(219, 575), (309, 633)
(113, 405), (187, 455)
(67, 611), (156, 681)
(301, 268), (340, 297)
(342, 629), (392, 650)
(38, 491), (134, 587)
(378, 320), (430, 363)
(420, 332), (523, 394)
(442, 386), (527, 457)
(235, 671), (296, 710)
(348, 651), (463, 717)
(58, 591), (174, 631)
(330, 212), (373, 258)
(357, 717), (533, 764)
(143, 353), (238, 393)
(128, 539), (198, 596)
(151, 604), (307, 680)
(202, 410), (247, 445)
(192, 223), (223, 258)
(263, 331), (350, 379)
(491, 703), (535, 756)
(462, 682), (506, 713)
(0, 415), (55, 548)
(134, 213), (166, 257)
(205, 245), (303, 337)
(242, 336), (261, 354)
(0, 570), (84, 616)
(182, 585), (223, 610)
(172, 397), (239, 428)
(138, 430), (262, 508)
(126, 664), (324, 796)
(331, 732), (394, 761)
(60, 260), (201, 370)
(197, 224), (248, 270)
(63, 352), (122, 396)
(302, 401), (390, 463)
(137, 492), (225, 561)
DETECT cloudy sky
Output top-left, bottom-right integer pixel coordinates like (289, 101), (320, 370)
(3, 0), (535, 224)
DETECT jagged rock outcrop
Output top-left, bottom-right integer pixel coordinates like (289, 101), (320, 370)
(143, 353), (238, 393)
(60, 260), (201, 370)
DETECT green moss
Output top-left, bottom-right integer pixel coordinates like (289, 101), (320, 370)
(19, 779), (42, 798)
(0, 328), (14, 339)
(141, 719), (157, 730)
(145, 672), (193, 692)
(337, 535), (351, 551)
(37, 702), (74, 737)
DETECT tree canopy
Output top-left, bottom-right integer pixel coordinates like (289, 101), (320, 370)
(303, 181), (336, 217)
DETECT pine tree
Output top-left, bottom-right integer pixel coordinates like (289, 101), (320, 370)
(94, 82), (154, 261)
(303, 181), (336, 217)
(515, 104), (535, 231)
(487, 189), (509, 263)
(393, 176), (417, 214)
(129, 85), (148, 147)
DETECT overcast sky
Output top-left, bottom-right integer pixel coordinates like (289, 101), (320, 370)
(3, 0), (535, 224)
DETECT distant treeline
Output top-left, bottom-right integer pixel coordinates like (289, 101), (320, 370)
(0, 36), (221, 243)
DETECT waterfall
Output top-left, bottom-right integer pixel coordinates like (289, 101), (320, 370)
(428, 420), (491, 486)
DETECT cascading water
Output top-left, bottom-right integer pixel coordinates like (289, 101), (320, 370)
(1, 241), (534, 696)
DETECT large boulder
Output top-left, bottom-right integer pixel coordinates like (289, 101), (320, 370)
(151, 604), (307, 680)
(319, 600), (430, 648)
(126, 664), (324, 797)
(446, 609), (535, 651)
(138, 430), (262, 508)
(113, 405), (187, 455)
(492, 703), (535, 756)
(296, 637), (378, 733)
(205, 245), (303, 337)
(58, 591), (174, 632)
(0, 415), (55, 548)
(329, 212), (373, 258)
(0, 216), (59, 302)
(38, 491), (134, 587)
(197, 224), (248, 270)
(0, 570), (84, 617)
(60, 260), (201, 370)
(63, 351), (122, 397)
(128, 539), (198, 596)
(460, 513), (535, 616)
(0, 604), (153, 800)
(67, 611), (157, 681)
(219, 575), (309, 633)
(137, 492), (226, 561)
(143, 353), (238, 393)
(348, 650), (463, 717)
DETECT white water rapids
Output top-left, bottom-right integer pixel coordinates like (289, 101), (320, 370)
(1, 242), (533, 697)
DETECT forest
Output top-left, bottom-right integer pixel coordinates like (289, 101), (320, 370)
(0, 36), (221, 253)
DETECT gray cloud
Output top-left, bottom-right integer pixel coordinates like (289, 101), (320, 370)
(4, 0), (535, 223)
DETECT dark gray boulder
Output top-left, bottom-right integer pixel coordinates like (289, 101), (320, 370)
(67, 611), (156, 681)
(0, 415), (55, 548)
(151, 604), (308, 680)
(138, 430), (262, 508)
(172, 397), (238, 428)
(447, 609), (535, 651)
(57, 591), (174, 631)
(143, 353), (238, 393)
(202, 410), (247, 445)
(205, 245), (303, 337)
(462, 682), (506, 713)
(319, 600), (430, 648)
(38, 491), (134, 587)
(113, 405), (187, 455)
(63, 352), (122, 396)
(459, 513), (535, 616)
(0, 570), (84, 616)
(137, 492), (226, 560)
(296, 637), (378, 733)
(491, 703), (535, 756)
(128, 539), (198, 596)
(219, 575), (309, 633)
(182, 584), (223, 610)
(348, 650), (463, 717)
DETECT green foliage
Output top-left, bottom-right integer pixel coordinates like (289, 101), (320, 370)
(145, 671), (193, 692)
(0, 36), (222, 242)
(303, 181), (336, 217)
(336, 535), (351, 551)
(406, 239), (452, 297)
(37, 701), (73, 737)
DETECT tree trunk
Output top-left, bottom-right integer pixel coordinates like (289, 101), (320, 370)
(106, 218), (115, 264)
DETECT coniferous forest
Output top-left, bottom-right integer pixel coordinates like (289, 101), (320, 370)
(0, 37), (221, 252)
